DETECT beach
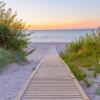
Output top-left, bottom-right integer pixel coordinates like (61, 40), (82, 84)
(0, 42), (66, 100)
(0, 0), (99, 99)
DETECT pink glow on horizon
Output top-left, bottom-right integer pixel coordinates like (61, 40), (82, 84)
(29, 20), (100, 30)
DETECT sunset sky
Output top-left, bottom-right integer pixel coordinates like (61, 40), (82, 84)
(6, 0), (100, 30)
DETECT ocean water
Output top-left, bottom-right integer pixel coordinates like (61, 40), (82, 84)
(28, 29), (95, 43)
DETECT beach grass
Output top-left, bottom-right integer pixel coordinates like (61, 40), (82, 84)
(0, 1), (31, 70)
(0, 48), (13, 69)
(61, 32), (100, 87)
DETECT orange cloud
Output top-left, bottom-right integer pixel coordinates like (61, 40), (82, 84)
(29, 20), (100, 30)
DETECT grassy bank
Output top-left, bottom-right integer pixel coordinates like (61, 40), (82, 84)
(61, 32), (100, 87)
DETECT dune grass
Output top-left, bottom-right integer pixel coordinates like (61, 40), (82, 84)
(61, 32), (100, 87)
(0, 1), (30, 70)
(0, 48), (13, 69)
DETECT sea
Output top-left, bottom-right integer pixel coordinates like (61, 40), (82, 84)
(28, 29), (96, 43)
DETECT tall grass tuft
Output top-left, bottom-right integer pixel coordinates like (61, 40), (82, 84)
(61, 32), (100, 87)
(0, 0), (31, 69)
(0, 48), (13, 69)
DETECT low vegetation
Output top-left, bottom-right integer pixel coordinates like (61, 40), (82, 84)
(0, 1), (30, 69)
(0, 48), (13, 69)
(61, 32), (100, 87)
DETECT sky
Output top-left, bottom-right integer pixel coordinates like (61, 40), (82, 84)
(6, 0), (100, 30)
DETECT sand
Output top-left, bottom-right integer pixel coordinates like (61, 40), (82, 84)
(0, 42), (66, 100)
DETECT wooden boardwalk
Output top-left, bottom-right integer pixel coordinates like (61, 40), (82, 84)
(16, 46), (89, 100)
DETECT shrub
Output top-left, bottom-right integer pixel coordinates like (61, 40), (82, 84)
(93, 71), (97, 78)
(61, 31), (100, 87)
(0, 1), (30, 51)
(0, 0), (31, 65)
(64, 61), (87, 81)
(14, 50), (27, 63)
(0, 48), (12, 69)
(92, 64), (100, 77)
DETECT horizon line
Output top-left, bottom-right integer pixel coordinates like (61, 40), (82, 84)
(28, 28), (96, 31)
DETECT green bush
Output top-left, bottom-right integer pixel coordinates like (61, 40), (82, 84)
(14, 50), (27, 63)
(69, 63), (87, 81)
(93, 71), (97, 78)
(0, 1), (30, 51)
(64, 61), (87, 81)
(92, 64), (100, 77)
(61, 31), (100, 70)
(61, 31), (100, 87)
(0, 0), (31, 66)
(94, 64), (100, 73)
(0, 48), (12, 69)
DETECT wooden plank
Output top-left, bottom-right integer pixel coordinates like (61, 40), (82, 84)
(24, 91), (80, 95)
(27, 85), (77, 91)
(23, 95), (81, 98)
(27, 87), (77, 91)
(22, 98), (82, 100)
(22, 95), (82, 99)
(30, 81), (74, 84)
